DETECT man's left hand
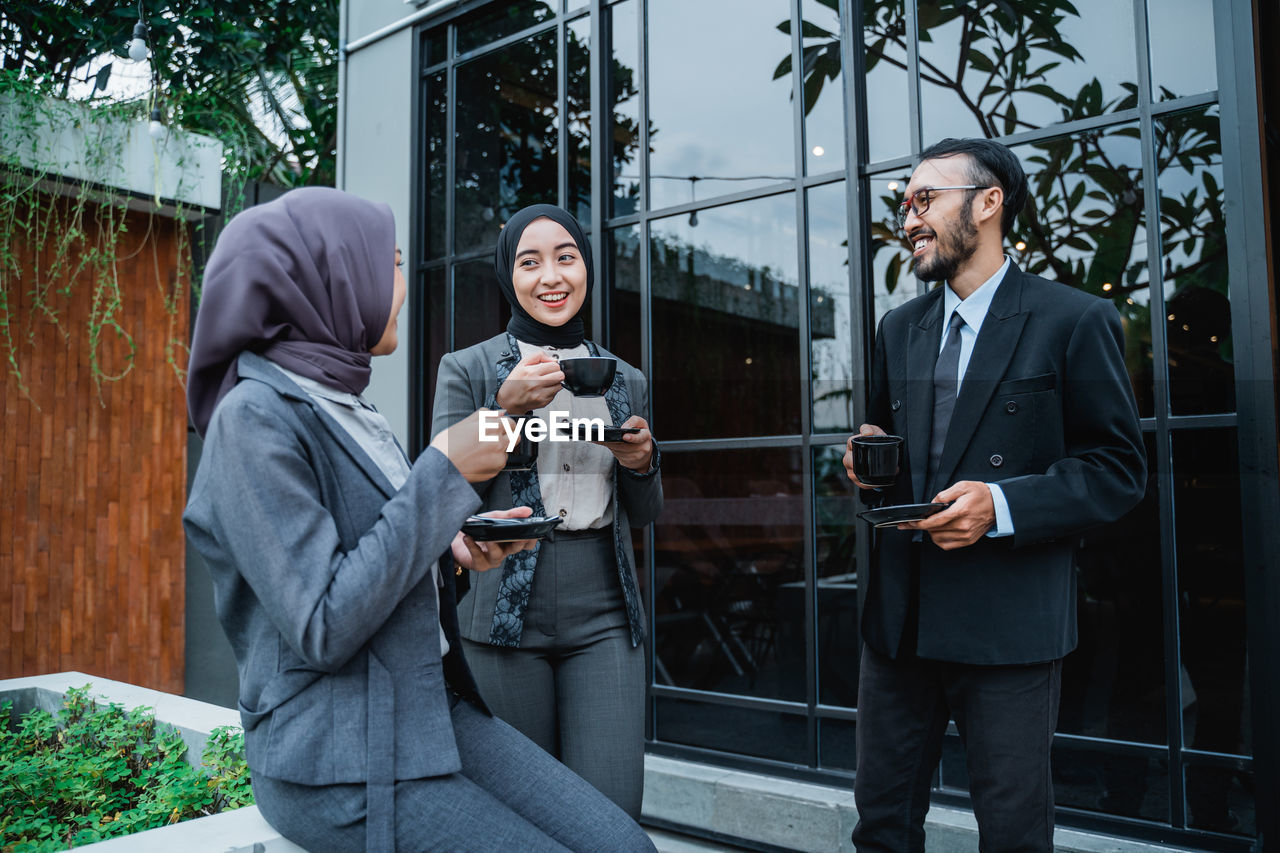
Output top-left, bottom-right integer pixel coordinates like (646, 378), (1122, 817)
(901, 480), (995, 550)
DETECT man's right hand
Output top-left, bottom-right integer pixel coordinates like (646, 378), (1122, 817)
(430, 408), (513, 483)
(494, 351), (564, 413)
(844, 423), (888, 490)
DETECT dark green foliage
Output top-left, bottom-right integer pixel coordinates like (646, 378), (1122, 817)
(0, 0), (338, 187)
(0, 686), (252, 851)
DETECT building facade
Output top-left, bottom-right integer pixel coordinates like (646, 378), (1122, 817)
(340, 0), (1279, 848)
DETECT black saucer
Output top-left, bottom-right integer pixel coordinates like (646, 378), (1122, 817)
(461, 515), (563, 542)
(857, 502), (954, 528)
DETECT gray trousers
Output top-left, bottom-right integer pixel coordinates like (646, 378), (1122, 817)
(461, 531), (646, 818)
(252, 692), (655, 852)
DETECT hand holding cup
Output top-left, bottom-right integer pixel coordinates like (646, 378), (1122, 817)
(843, 424), (902, 489)
(495, 351), (564, 413)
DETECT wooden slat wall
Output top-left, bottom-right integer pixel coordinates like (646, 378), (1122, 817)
(1, 194), (188, 693)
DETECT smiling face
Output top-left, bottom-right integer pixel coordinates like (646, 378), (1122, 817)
(370, 248), (407, 355)
(511, 217), (588, 327)
(902, 156), (983, 284)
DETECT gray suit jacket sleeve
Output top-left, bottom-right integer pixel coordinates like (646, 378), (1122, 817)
(189, 395), (480, 673)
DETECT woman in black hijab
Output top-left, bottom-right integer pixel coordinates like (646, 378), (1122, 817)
(431, 204), (663, 818)
(184, 189), (656, 852)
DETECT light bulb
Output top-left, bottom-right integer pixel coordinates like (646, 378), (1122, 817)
(148, 108), (165, 140)
(128, 22), (148, 62)
(812, 146), (825, 157)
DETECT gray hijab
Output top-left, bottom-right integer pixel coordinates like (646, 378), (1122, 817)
(187, 187), (395, 436)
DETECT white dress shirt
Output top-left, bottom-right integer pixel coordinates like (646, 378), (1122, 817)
(939, 257), (1015, 537)
(275, 364), (451, 655)
(515, 340), (615, 530)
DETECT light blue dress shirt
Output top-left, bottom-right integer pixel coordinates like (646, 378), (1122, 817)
(939, 257), (1015, 538)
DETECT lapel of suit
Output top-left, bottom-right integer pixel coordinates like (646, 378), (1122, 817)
(932, 265), (1029, 492)
(237, 352), (398, 499)
(905, 292), (944, 504)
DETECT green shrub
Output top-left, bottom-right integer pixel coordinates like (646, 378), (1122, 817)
(0, 685), (253, 850)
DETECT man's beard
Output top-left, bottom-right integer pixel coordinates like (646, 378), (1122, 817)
(915, 203), (979, 283)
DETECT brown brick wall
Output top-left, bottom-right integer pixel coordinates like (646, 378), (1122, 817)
(1, 194), (189, 693)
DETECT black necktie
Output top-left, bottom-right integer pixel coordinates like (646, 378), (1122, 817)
(927, 311), (966, 496)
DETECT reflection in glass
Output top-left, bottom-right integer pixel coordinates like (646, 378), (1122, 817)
(1156, 107), (1233, 416)
(1185, 764), (1255, 837)
(453, 260), (510, 352)
(608, 0), (641, 217)
(797, 0), (845, 175)
(818, 718), (857, 772)
(606, 225), (642, 370)
(425, 28), (446, 68)
(808, 181), (854, 433)
(656, 697), (807, 763)
(424, 72), (448, 260)
(1049, 740), (1170, 824)
(1147, 0), (1216, 101)
(650, 194), (801, 440)
(918, 0), (1137, 141)
(456, 0), (555, 55)
(454, 31), (559, 253)
(1011, 126), (1152, 417)
(862, 0), (910, 164)
(648, 0), (794, 209)
(567, 16), (591, 223)
(1174, 429), (1252, 834)
(866, 170), (918, 327)
(814, 446), (859, 708)
(424, 267), (449, 422)
(653, 448), (804, 701)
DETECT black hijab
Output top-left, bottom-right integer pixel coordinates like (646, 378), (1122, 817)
(187, 187), (396, 436)
(493, 204), (593, 348)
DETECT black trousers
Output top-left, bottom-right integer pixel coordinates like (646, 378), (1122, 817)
(851, 644), (1063, 853)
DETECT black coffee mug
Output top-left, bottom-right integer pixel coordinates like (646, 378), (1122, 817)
(560, 357), (617, 397)
(850, 434), (903, 487)
(502, 415), (539, 472)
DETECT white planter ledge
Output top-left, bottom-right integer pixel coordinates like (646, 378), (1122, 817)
(0, 672), (305, 853)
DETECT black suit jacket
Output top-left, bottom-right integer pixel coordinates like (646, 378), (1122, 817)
(862, 263), (1146, 665)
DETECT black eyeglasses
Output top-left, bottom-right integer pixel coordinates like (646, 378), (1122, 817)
(896, 185), (992, 230)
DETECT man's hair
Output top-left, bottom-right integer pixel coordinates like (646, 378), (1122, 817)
(918, 137), (1027, 237)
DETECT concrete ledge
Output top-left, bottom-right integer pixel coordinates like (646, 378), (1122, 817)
(642, 754), (1201, 853)
(0, 671), (304, 853)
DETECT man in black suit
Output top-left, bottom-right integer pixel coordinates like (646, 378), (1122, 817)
(844, 137), (1146, 852)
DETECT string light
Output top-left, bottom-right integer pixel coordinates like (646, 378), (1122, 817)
(149, 108), (166, 140)
(128, 20), (149, 62)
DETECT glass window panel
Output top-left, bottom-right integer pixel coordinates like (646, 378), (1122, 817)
(809, 181), (854, 433)
(1156, 107), (1233, 416)
(919, 1), (1138, 142)
(1060, 433), (1165, 745)
(606, 225), (642, 370)
(424, 72), (447, 260)
(567, 16), (591, 223)
(1011, 126), (1153, 417)
(453, 260), (510, 351)
(1174, 429), (1250, 762)
(1185, 763), (1255, 837)
(654, 448), (805, 701)
(866, 171), (918, 327)
(650, 194), (801, 440)
(862, 0), (910, 164)
(814, 446), (859, 708)
(457, 0), (555, 55)
(818, 717), (857, 772)
(1147, 0), (1217, 101)
(801, 0), (845, 175)
(424, 267), (449, 411)
(647, 0), (795, 209)
(425, 27), (446, 67)
(655, 697), (807, 763)
(608, 0), (641, 217)
(454, 31), (559, 254)
(567, 0), (589, 12)
(1049, 740), (1172, 824)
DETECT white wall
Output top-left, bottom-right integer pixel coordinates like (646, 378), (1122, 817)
(340, 0), (418, 443)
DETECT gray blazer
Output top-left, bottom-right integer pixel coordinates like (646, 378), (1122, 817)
(431, 333), (663, 648)
(184, 352), (485, 797)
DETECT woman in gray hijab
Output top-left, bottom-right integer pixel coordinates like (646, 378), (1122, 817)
(432, 204), (662, 818)
(184, 188), (656, 852)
